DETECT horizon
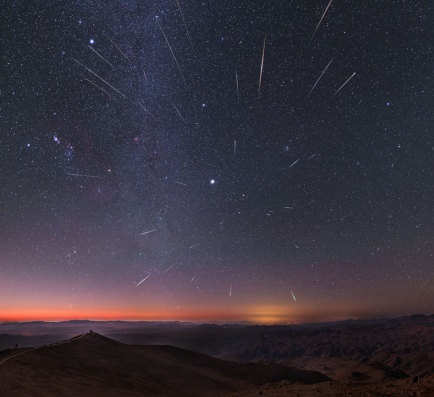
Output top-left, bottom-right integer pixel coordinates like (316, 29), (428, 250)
(1, 312), (433, 326)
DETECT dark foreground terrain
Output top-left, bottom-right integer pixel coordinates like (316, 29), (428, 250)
(222, 375), (434, 397)
(1, 315), (434, 396)
(0, 331), (327, 397)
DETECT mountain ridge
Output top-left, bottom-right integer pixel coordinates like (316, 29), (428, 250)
(0, 331), (329, 397)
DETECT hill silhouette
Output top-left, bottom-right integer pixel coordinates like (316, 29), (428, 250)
(0, 331), (329, 397)
(211, 316), (434, 381)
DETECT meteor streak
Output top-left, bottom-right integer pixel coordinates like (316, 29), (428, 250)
(73, 58), (126, 98)
(164, 264), (175, 274)
(174, 0), (195, 53)
(311, 0), (333, 41)
(258, 34), (266, 96)
(235, 71), (240, 103)
(172, 103), (186, 123)
(81, 76), (116, 99)
(104, 33), (131, 63)
(140, 229), (156, 236)
(135, 101), (156, 119)
(156, 18), (186, 81)
(67, 172), (104, 179)
(332, 72), (356, 98)
(289, 158), (300, 168)
(306, 58), (333, 98)
(88, 45), (116, 70)
(136, 274), (151, 287)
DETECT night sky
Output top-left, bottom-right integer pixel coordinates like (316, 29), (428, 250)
(2, 0), (433, 323)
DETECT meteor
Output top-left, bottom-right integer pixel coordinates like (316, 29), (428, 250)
(174, 0), (195, 53)
(235, 71), (240, 103)
(88, 45), (116, 70)
(67, 172), (104, 179)
(289, 158), (300, 168)
(140, 229), (156, 236)
(306, 58), (333, 98)
(164, 264), (175, 274)
(332, 72), (356, 98)
(156, 18), (186, 81)
(81, 76), (116, 99)
(104, 33), (131, 63)
(73, 58), (126, 98)
(311, 0), (333, 41)
(173, 103), (186, 123)
(258, 34), (266, 96)
(136, 274), (151, 287)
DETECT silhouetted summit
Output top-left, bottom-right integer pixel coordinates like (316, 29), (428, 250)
(0, 332), (329, 397)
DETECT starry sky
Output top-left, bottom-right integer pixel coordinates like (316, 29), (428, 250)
(1, 0), (433, 323)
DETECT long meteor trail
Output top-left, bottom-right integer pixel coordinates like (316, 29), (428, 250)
(88, 45), (116, 70)
(140, 229), (156, 236)
(311, 0), (333, 41)
(73, 58), (126, 98)
(289, 158), (300, 169)
(67, 172), (104, 179)
(258, 34), (266, 96)
(136, 274), (151, 287)
(175, 0), (195, 53)
(81, 76), (116, 100)
(156, 18), (186, 81)
(104, 34), (131, 63)
(332, 72), (356, 97)
(164, 264), (175, 274)
(235, 71), (240, 102)
(173, 103), (186, 123)
(306, 58), (333, 98)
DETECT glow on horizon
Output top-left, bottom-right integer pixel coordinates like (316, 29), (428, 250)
(0, 302), (412, 324)
(0, 307), (296, 323)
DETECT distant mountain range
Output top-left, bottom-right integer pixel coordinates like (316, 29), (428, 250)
(1, 315), (434, 388)
(0, 331), (328, 397)
(208, 315), (434, 381)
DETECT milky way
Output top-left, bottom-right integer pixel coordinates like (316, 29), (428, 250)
(1, 0), (433, 323)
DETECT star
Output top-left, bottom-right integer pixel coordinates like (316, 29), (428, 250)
(2, 0), (433, 324)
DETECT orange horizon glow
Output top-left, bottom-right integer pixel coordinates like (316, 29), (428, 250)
(0, 309), (260, 323)
(2, 293), (428, 324)
(0, 305), (393, 324)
